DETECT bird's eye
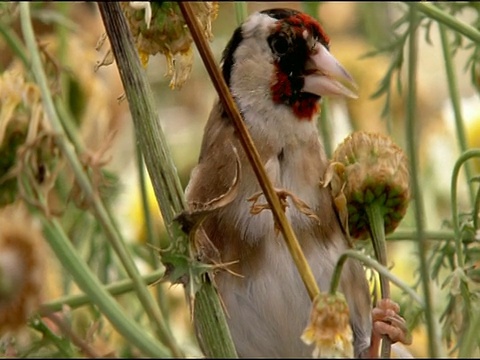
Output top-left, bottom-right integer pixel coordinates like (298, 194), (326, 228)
(270, 35), (289, 56)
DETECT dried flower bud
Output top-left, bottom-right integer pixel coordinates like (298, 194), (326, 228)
(0, 202), (46, 333)
(120, 1), (218, 89)
(301, 292), (354, 358)
(330, 131), (410, 240)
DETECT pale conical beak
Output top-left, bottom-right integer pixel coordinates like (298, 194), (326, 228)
(302, 43), (358, 99)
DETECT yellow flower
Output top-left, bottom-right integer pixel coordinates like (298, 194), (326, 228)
(301, 292), (354, 358)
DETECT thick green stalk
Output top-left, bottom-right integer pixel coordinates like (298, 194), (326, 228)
(194, 278), (238, 358)
(365, 203), (391, 358)
(405, 7), (440, 357)
(97, 4), (186, 230)
(439, 23), (475, 207)
(96, 3), (237, 357)
(19, 3), (179, 354)
(366, 203), (390, 299)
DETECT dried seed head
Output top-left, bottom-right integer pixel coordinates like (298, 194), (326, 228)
(0, 202), (47, 333)
(331, 131), (410, 240)
(121, 2), (218, 89)
(0, 62), (50, 207)
(301, 292), (354, 358)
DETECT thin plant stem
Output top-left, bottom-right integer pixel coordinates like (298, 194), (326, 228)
(0, 21), (29, 68)
(18, 171), (169, 356)
(29, 316), (78, 357)
(459, 308), (480, 357)
(439, 23), (475, 207)
(366, 203), (391, 358)
(450, 149), (480, 269)
(405, 6), (440, 357)
(450, 149), (480, 322)
(410, 2), (480, 43)
(39, 268), (165, 315)
(387, 230), (455, 241)
(329, 250), (424, 307)
(135, 143), (170, 320)
(234, 2), (248, 26)
(319, 97), (332, 158)
(39, 210), (171, 357)
(475, 182), (480, 230)
(54, 2), (70, 107)
(301, 1), (320, 20)
(301, 2), (332, 158)
(19, 3), (180, 354)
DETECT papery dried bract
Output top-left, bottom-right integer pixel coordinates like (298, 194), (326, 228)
(120, 1), (218, 89)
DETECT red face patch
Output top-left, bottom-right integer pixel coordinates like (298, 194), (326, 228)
(269, 12), (326, 121)
(271, 66), (320, 120)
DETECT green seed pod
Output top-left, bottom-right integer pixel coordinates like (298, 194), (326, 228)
(331, 131), (411, 240)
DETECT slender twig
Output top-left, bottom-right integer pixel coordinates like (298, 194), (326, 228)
(439, 23), (475, 207)
(135, 144), (170, 321)
(39, 268), (165, 315)
(0, 21), (30, 68)
(44, 312), (102, 358)
(301, 2), (332, 158)
(387, 230), (456, 241)
(459, 308), (480, 357)
(451, 150), (480, 267)
(410, 2), (480, 43)
(366, 203), (391, 358)
(319, 97), (332, 158)
(234, 2), (248, 26)
(405, 6), (440, 357)
(329, 250), (424, 307)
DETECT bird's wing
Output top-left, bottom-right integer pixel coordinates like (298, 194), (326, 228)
(176, 102), (242, 265)
(184, 102), (241, 217)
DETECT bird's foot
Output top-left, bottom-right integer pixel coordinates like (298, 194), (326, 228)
(247, 188), (320, 223)
(372, 298), (411, 345)
(362, 299), (412, 358)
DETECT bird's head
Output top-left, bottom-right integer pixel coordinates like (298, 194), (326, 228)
(221, 8), (357, 121)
